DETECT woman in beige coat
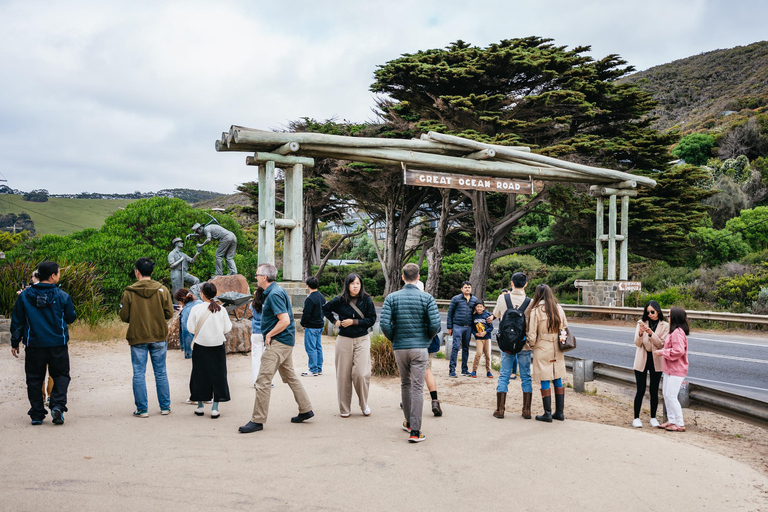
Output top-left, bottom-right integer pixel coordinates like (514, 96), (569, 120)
(632, 300), (668, 428)
(526, 284), (568, 423)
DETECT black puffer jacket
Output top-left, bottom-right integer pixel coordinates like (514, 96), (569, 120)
(323, 294), (377, 338)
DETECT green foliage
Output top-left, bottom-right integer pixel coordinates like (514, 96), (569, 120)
(672, 133), (715, 165)
(0, 231), (29, 251)
(719, 155), (752, 183)
(635, 261), (699, 292)
(703, 176), (749, 228)
(8, 198), (258, 308)
(751, 287), (768, 314)
(634, 287), (701, 309)
(724, 206), (768, 251)
(0, 259), (105, 324)
(316, 263), (386, 298)
(370, 332), (398, 376)
(753, 156), (768, 184)
(715, 264), (768, 311)
(23, 189), (49, 202)
(688, 227), (751, 266)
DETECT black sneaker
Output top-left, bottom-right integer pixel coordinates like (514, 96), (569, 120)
(291, 410), (314, 423)
(238, 421), (263, 433)
(31, 419), (43, 426)
(51, 408), (64, 425)
(409, 430), (426, 443)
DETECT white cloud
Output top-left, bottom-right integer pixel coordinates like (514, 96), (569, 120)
(0, 0), (766, 194)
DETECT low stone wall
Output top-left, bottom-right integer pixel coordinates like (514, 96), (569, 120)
(581, 281), (631, 307)
(0, 316), (10, 345)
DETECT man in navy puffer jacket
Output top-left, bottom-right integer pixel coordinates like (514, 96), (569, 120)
(380, 263), (440, 443)
(446, 281), (478, 377)
(11, 261), (77, 425)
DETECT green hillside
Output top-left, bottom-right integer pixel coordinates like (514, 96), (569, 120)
(0, 195), (135, 236)
(622, 41), (768, 132)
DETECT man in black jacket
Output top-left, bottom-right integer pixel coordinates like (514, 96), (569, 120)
(11, 261), (77, 425)
(300, 276), (326, 376)
(446, 281), (478, 377)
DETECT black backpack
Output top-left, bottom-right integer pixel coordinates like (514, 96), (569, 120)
(496, 294), (531, 354)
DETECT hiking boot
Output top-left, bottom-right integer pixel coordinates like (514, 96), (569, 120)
(291, 410), (314, 423)
(431, 400), (442, 417)
(408, 430), (426, 443)
(535, 389), (552, 423)
(493, 392), (506, 418)
(51, 408), (64, 425)
(238, 421), (263, 433)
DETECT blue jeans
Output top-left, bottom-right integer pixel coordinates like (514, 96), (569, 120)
(304, 328), (324, 374)
(131, 342), (171, 412)
(541, 378), (563, 390)
(497, 350), (532, 393)
(449, 325), (471, 374)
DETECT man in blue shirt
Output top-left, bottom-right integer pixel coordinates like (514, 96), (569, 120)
(239, 263), (314, 433)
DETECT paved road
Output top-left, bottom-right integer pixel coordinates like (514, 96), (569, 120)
(370, 307), (768, 402)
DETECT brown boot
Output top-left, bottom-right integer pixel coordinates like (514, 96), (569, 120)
(493, 392), (506, 418)
(522, 392), (532, 419)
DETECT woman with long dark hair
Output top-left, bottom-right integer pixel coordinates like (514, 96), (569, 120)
(655, 307), (690, 432)
(322, 273), (377, 418)
(526, 284), (568, 423)
(250, 286), (266, 387)
(632, 300), (668, 428)
(186, 282), (232, 418)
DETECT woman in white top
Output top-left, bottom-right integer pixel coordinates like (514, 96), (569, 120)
(187, 282), (232, 418)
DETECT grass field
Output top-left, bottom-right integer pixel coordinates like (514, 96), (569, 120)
(0, 195), (135, 236)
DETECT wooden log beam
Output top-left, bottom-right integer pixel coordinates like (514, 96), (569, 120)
(299, 144), (605, 183)
(275, 142), (300, 155)
(246, 153), (315, 168)
(419, 133), (532, 153)
(589, 188), (638, 198)
(426, 131), (656, 188)
(464, 149), (496, 160)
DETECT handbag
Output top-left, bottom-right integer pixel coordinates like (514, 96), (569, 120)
(558, 326), (577, 352)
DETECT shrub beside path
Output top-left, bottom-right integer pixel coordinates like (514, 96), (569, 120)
(1, 335), (766, 511)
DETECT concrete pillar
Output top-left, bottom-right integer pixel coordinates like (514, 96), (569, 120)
(258, 161), (276, 266)
(573, 360), (586, 393)
(282, 163), (304, 281)
(620, 195), (629, 281)
(607, 194), (617, 281)
(595, 197), (604, 281)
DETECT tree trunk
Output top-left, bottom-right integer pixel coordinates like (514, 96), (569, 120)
(425, 189), (451, 297)
(469, 191), (495, 300)
(302, 200), (317, 279)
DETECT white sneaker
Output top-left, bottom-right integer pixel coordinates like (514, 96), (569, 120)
(195, 407), (204, 417)
(362, 407), (371, 416)
(301, 370), (316, 377)
(649, 418), (660, 428)
(632, 418), (643, 428)
(210, 410), (220, 419)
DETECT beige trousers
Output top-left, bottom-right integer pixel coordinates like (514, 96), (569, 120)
(335, 334), (371, 415)
(472, 337), (492, 372)
(250, 341), (312, 424)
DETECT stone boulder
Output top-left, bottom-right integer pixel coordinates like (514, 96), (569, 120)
(167, 309), (181, 350)
(224, 319), (252, 354)
(209, 274), (252, 319)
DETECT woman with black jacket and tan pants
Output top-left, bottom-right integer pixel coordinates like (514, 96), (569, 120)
(323, 273), (377, 418)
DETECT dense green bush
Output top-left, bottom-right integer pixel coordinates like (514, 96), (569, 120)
(7, 198), (259, 308)
(0, 259), (106, 325)
(714, 264), (768, 311)
(725, 206), (768, 251)
(672, 133), (715, 166)
(688, 227), (751, 266)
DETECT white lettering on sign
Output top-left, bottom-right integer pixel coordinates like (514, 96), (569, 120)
(496, 181), (521, 190)
(618, 281), (642, 292)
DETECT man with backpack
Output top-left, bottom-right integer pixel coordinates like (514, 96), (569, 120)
(491, 272), (532, 419)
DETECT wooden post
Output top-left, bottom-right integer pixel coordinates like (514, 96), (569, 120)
(596, 197), (604, 280)
(608, 194), (617, 281)
(282, 163), (303, 281)
(258, 161), (276, 267)
(620, 195), (629, 280)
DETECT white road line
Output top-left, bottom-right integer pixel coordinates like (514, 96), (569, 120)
(578, 337), (768, 365)
(570, 323), (768, 347)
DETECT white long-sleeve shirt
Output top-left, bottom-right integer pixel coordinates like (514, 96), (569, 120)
(187, 303), (232, 347)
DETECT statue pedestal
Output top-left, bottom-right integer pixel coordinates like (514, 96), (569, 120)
(279, 281), (309, 330)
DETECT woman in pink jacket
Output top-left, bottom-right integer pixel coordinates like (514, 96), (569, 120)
(654, 307), (689, 432)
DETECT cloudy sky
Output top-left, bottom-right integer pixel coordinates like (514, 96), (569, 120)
(1, 0), (766, 195)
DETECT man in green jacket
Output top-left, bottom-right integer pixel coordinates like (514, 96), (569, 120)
(380, 263), (441, 443)
(120, 257), (174, 418)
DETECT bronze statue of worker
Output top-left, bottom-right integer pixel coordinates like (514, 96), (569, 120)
(168, 237), (200, 299)
(188, 222), (238, 276)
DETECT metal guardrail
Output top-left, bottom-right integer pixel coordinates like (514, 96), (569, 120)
(434, 299), (768, 326)
(456, 335), (768, 425)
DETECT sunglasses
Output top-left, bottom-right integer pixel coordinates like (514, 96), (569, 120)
(646, 309), (658, 315)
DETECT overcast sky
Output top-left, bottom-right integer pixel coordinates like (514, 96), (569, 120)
(1, 0), (766, 195)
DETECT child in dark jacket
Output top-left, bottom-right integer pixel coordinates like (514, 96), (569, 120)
(471, 302), (494, 378)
